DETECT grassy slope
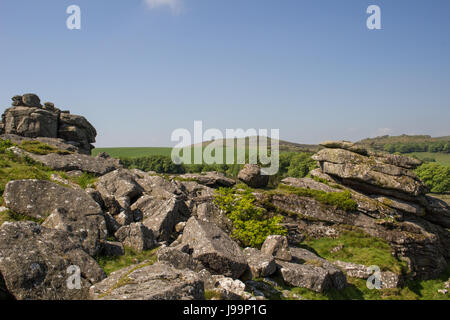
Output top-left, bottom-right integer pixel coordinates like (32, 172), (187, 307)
(410, 152), (450, 166)
(358, 135), (450, 147)
(92, 147), (173, 158)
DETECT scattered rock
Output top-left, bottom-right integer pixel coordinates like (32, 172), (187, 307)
(89, 261), (204, 300)
(333, 260), (402, 289)
(101, 241), (125, 257)
(238, 164), (269, 188)
(157, 246), (205, 272)
(207, 276), (252, 300)
(261, 235), (292, 262)
(243, 247), (277, 278)
(177, 172), (236, 188)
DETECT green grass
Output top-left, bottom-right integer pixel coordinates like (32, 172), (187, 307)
(410, 152), (450, 166)
(302, 229), (408, 274)
(274, 184), (358, 212)
(0, 209), (46, 226)
(0, 139), (97, 207)
(92, 147), (173, 158)
(95, 246), (159, 276)
(20, 140), (71, 155)
(254, 262), (450, 300)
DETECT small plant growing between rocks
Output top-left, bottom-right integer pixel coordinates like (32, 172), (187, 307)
(214, 187), (287, 248)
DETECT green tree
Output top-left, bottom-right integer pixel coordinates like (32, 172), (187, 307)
(415, 163), (450, 193)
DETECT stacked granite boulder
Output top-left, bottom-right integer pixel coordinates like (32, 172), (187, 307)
(0, 93), (96, 154)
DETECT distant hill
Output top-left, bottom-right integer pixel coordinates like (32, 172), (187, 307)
(357, 135), (450, 153)
(190, 136), (321, 153)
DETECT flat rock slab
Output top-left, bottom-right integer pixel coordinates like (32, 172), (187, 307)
(9, 147), (121, 175)
(89, 261), (204, 300)
(4, 179), (103, 220)
(0, 222), (106, 300)
(182, 217), (248, 279)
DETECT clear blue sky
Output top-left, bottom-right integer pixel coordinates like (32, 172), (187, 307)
(1, 0), (449, 147)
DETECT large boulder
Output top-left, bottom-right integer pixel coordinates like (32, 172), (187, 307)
(4, 179), (103, 220)
(176, 172), (236, 188)
(0, 222), (106, 300)
(133, 195), (190, 242)
(238, 164), (269, 188)
(2, 106), (58, 138)
(21, 94), (41, 107)
(276, 247), (347, 292)
(43, 208), (107, 257)
(89, 261), (204, 300)
(261, 235), (292, 262)
(312, 148), (428, 202)
(4, 180), (107, 256)
(181, 217), (248, 279)
(95, 169), (143, 201)
(58, 113), (97, 153)
(115, 223), (156, 252)
(243, 247), (277, 278)
(157, 246), (205, 272)
(333, 260), (402, 289)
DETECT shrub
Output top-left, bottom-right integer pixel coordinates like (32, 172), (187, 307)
(121, 155), (185, 174)
(415, 163), (450, 193)
(213, 188), (286, 248)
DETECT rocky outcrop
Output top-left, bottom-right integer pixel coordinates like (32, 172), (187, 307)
(238, 164), (269, 188)
(267, 141), (450, 280)
(89, 261), (204, 300)
(312, 147), (427, 202)
(1, 94), (97, 154)
(0, 222), (106, 300)
(181, 217), (248, 279)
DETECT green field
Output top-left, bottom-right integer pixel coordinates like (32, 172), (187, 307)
(92, 147), (173, 158)
(409, 152), (450, 166)
(93, 146), (268, 161)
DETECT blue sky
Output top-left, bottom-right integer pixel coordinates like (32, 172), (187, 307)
(0, 0), (449, 147)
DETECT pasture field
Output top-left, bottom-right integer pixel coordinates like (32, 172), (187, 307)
(92, 147), (173, 158)
(409, 152), (450, 166)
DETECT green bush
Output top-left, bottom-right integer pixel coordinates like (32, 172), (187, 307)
(415, 163), (450, 193)
(121, 155), (186, 174)
(213, 188), (286, 248)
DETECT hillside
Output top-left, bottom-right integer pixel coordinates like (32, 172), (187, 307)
(357, 135), (450, 153)
(191, 136), (321, 153)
